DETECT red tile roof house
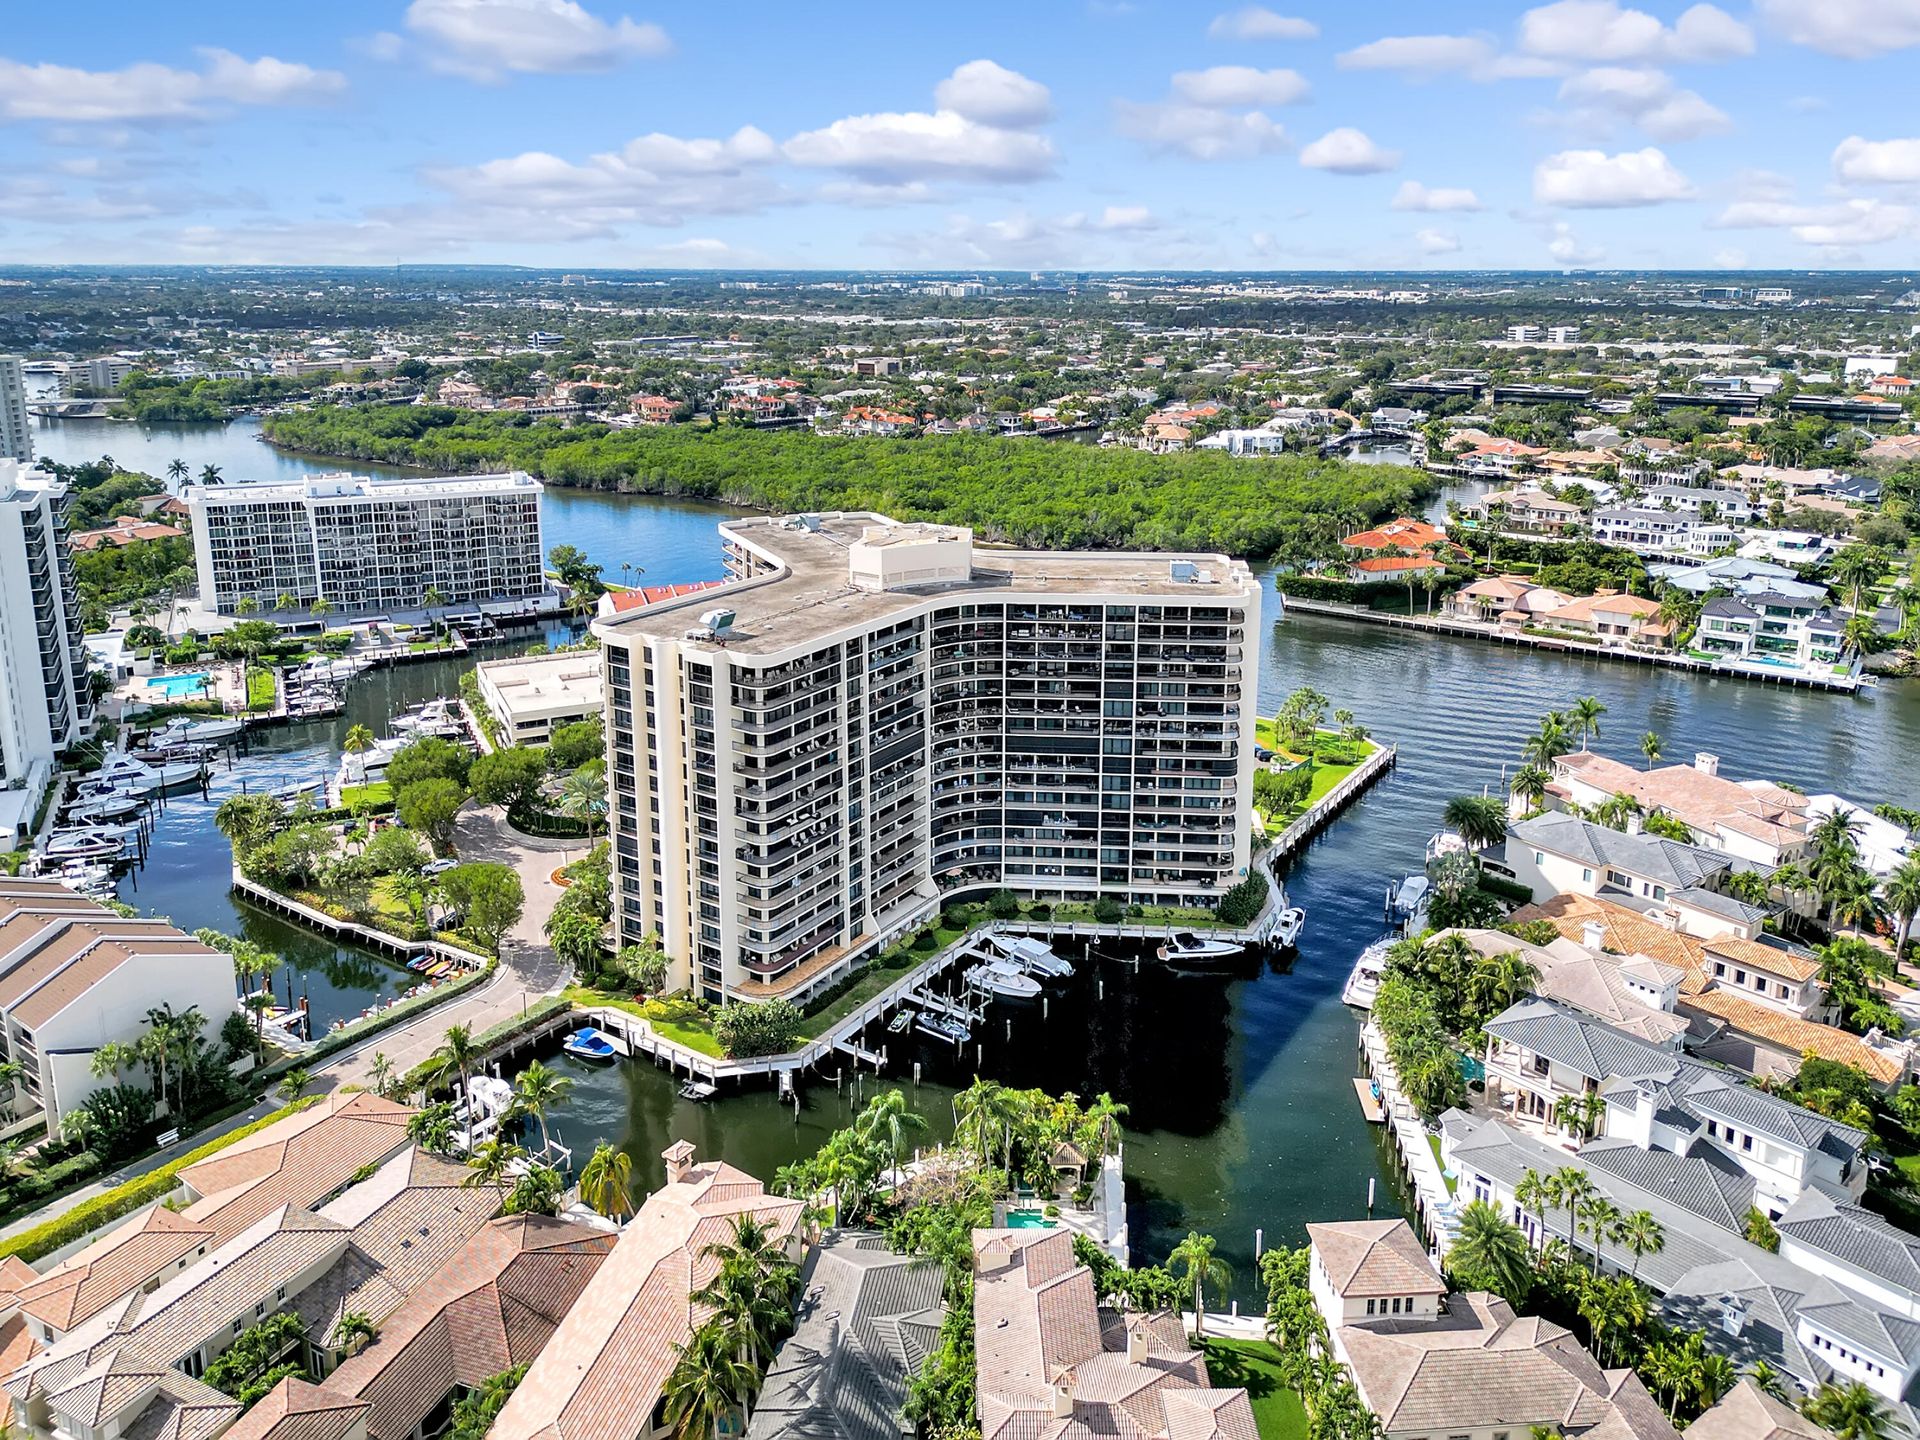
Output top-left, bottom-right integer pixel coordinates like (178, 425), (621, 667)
(489, 1142), (804, 1440)
(1337, 517), (1463, 583)
(67, 515), (187, 551)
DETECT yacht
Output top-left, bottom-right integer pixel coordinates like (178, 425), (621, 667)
(1392, 873), (1431, 918)
(53, 861), (116, 894)
(965, 961), (1043, 1000)
(1271, 905), (1306, 948)
(391, 698), (466, 741)
(1342, 937), (1397, 1010)
(150, 715), (243, 746)
(44, 826), (135, 861)
(984, 934), (1074, 980)
(95, 753), (202, 791)
(450, 1075), (517, 1152)
(64, 793), (142, 824)
(1156, 931), (1246, 964)
(131, 742), (215, 766)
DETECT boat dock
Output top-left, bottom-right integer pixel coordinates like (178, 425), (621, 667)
(1261, 742), (1398, 868)
(1352, 1076), (1385, 1123)
(1278, 594), (1864, 693)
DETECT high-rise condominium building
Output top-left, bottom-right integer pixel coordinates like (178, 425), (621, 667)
(594, 513), (1260, 1004)
(0, 357), (32, 463)
(0, 461), (90, 845)
(185, 471), (547, 616)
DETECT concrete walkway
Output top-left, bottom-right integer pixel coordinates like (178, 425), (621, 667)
(321, 804), (574, 1088)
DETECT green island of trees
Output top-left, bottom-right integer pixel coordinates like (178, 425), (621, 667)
(261, 404), (1427, 558)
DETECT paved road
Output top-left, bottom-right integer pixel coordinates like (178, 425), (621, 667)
(321, 804), (575, 1089)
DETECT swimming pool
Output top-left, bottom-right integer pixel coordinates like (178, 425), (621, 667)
(1006, 1209), (1057, 1229)
(146, 672), (211, 698)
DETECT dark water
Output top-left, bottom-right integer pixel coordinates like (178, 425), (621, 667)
(35, 415), (1920, 1290)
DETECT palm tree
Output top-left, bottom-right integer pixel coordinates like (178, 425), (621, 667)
(579, 1142), (635, 1221)
(1616, 1209), (1664, 1281)
(1083, 1092), (1128, 1159)
(274, 591), (298, 616)
(143, 1003), (185, 1115)
(859, 1088), (926, 1188)
(1640, 731), (1662, 770)
(1569, 696), (1606, 749)
(558, 767), (608, 845)
(1469, 951), (1540, 1018)
(1509, 765), (1551, 812)
(1514, 1167), (1551, 1245)
(1747, 1361), (1788, 1401)
(698, 1213), (798, 1369)
(332, 1312), (378, 1356)
(1802, 1380), (1896, 1440)
(1443, 794), (1509, 850)
(1696, 1351), (1737, 1410)
(1522, 714), (1574, 768)
(167, 458), (189, 486)
(89, 1039), (138, 1083)
(1576, 1193), (1622, 1273)
(199, 463), (223, 485)
(422, 583), (448, 635)
(369, 1052), (394, 1100)
(953, 1078), (1006, 1167)
(462, 1137), (526, 1198)
(310, 598), (333, 624)
(1167, 1232), (1231, 1339)
(512, 1058), (573, 1156)
(1647, 1339), (1693, 1420)
(1885, 855), (1920, 958)
(1448, 1200), (1533, 1305)
(235, 596), (258, 617)
(662, 1323), (752, 1440)
(433, 1022), (478, 1106)
(1554, 1166), (1596, 1261)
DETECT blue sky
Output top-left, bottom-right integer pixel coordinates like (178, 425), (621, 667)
(6, 0), (1920, 270)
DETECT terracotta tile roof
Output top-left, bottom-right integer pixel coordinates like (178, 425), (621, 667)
(10, 937), (215, 1030)
(1682, 990), (1901, 1084)
(328, 1216), (617, 1440)
(1341, 517), (1451, 553)
(602, 579), (724, 614)
(490, 1153), (803, 1440)
(0, 1315), (37, 1426)
(1552, 753), (1806, 852)
(1688, 1378), (1830, 1440)
(1350, 555), (1447, 575)
(1306, 1220), (1446, 1299)
(17, 1208), (214, 1332)
(1701, 935), (1819, 983)
(219, 1378), (368, 1440)
(1546, 592), (1662, 624)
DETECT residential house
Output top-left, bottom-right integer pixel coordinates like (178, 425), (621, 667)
(1503, 812), (1770, 940)
(1340, 517), (1453, 559)
(1466, 487), (1585, 536)
(1458, 438), (1547, 477)
(1738, 529), (1840, 566)
(67, 515), (187, 552)
(1697, 594), (1847, 674)
(433, 379), (486, 408)
(1641, 485), (1756, 523)
(745, 1231), (946, 1440)
(490, 1143), (804, 1440)
(1646, 555), (1823, 601)
(1804, 796), (1913, 879)
(1688, 1380), (1831, 1440)
(1868, 375), (1914, 397)
(1542, 592), (1672, 648)
(1194, 428), (1287, 456)
(1306, 1218), (1677, 1440)
(1591, 507), (1735, 557)
(1444, 575), (1572, 624)
(219, 1378), (369, 1440)
(0, 881), (236, 1134)
(1369, 405), (1427, 434)
(1547, 749), (1810, 866)
(628, 394), (677, 425)
(971, 1226), (1256, 1440)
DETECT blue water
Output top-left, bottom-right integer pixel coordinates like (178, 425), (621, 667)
(144, 672), (211, 698)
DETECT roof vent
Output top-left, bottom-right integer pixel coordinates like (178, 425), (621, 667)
(1695, 752), (1720, 777)
(699, 609), (736, 642)
(1168, 560), (1197, 583)
(1718, 1292), (1748, 1337)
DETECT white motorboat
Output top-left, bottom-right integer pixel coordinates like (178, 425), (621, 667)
(1392, 873), (1431, 917)
(965, 961), (1043, 1000)
(984, 934), (1074, 980)
(131, 742), (214, 765)
(450, 1075), (517, 1152)
(1271, 906), (1306, 948)
(391, 698), (466, 740)
(150, 715), (243, 746)
(272, 778), (326, 803)
(44, 826), (135, 861)
(915, 1011), (971, 1043)
(1156, 931), (1246, 963)
(94, 753), (201, 791)
(1342, 937), (1396, 1010)
(54, 860), (116, 892)
(64, 793), (142, 823)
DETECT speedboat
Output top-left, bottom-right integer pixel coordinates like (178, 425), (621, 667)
(965, 961), (1042, 1000)
(562, 1026), (619, 1062)
(96, 753), (201, 790)
(44, 826), (135, 861)
(150, 715), (243, 746)
(1271, 906), (1306, 948)
(130, 742), (214, 765)
(985, 934), (1074, 980)
(54, 861), (116, 894)
(1343, 937), (1396, 1010)
(272, 778), (326, 802)
(887, 1010), (913, 1034)
(915, 1011), (971, 1043)
(1156, 931), (1246, 964)
(64, 793), (142, 824)
(1392, 874), (1431, 917)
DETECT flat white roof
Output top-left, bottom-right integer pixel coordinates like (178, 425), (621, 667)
(186, 471), (541, 505)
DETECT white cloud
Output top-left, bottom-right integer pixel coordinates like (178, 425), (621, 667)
(1414, 227), (1461, 254)
(870, 206), (1175, 267)
(1518, 1), (1752, 63)
(1207, 8), (1319, 41)
(785, 108), (1054, 183)
(427, 125), (784, 224)
(404, 0), (670, 80)
(1170, 66), (1310, 107)
(934, 60), (1053, 127)
(0, 52), (344, 121)
(1534, 146), (1694, 206)
(1712, 246), (1746, 266)
(1113, 101), (1291, 160)
(1392, 181), (1483, 211)
(1832, 135), (1920, 184)
(1298, 127), (1400, 174)
(1546, 220), (1603, 264)
(1713, 194), (1919, 247)
(1556, 67), (1731, 141)
(1092, 204), (1159, 231)
(1757, 0), (1920, 58)
(1337, 34), (1497, 75)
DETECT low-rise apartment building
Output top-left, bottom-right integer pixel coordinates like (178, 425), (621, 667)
(0, 462), (91, 846)
(0, 881), (234, 1133)
(185, 472), (548, 617)
(593, 513), (1259, 1004)
(473, 651), (602, 745)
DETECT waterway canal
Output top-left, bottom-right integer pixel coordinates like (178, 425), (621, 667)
(33, 414), (1920, 1294)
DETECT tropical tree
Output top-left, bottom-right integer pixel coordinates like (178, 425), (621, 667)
(579, 1142), (635, 1221)
(1569, 696), (1606, 749)
(1514, 1167), (1551, 1244)
(433, 1022), (478, 1105)
(1576, 1193), (1622, 1273)
(1616, 1209), (1665, 1281)
(1802, 1380), (1896, 1440)
(697, 1213), (799, 1371)
(1167, 1231), (1231, 1339)
(167, 458), (189, 485)
(511, 1058), (573, 1157)
(332, 1312), (378, 1356)
(661, 1323), (752, 1440)
(1552, 1167), (1596, 1260)
(1522, 714), (1574, 768)
(462, 1138), (527, 1199)
(1082, 1092), (1128, 1159)
(199, 463), (223, 485)
(1551, 1092), (1606, 1144)
(422, 583), (448, 634)
(1446, 1200), (1533, 1306)
(859, 1087), (927, 1188)
(1509, 764), (1550, 812)
(1640, 731), (1662, 770)
(1883, 854), (1920, 957)
(1443, 794), (1509, 850)
(558, 766), (608, 844)
(343, 724), (376, 784)
(368, 1052), (395, 1100)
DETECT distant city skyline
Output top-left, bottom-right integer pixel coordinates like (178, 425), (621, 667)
(6, 0), (1920, 270)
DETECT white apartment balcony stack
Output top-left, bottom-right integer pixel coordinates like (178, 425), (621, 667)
(592, 513), (1262, 1005)
(0, 460), (91, 846)
(0, 358), (31, 464)
(183, 470), (547, 617)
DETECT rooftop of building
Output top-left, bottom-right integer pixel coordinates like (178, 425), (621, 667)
(594, 511), (1258, 657)
(1306, 1219), (1447, 1300)
(183, 471), (541, 506)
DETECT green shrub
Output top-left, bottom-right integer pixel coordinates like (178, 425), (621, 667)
(714, 998), (804, 1058)
(1092, 896), (1124, 924)
(987, 889), (1019, 919)
(1215, 869), (1269, 928)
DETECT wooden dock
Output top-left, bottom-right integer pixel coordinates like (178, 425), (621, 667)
(1352, 1075), (1385, 1123)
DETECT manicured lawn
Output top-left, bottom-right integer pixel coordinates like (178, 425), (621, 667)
(1429, 1133), (1457, 1194)
(1200, 1340), (1309, 1440)
(563, 984), (726, 1057)
(341, 781), (393, 808)
(1252, 722), (1379, 835)
(245, 667), (277, 711)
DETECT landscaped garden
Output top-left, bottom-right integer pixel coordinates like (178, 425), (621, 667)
(1199, 1339), (1310, 1440)
(1253, 688), (1380, 834)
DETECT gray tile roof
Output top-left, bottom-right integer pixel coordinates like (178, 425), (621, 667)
(1777, 1192), (1920, 1297)
(747, 1232), (947, 1440)
(1577, 1141), (1756, 1232)
(1486, 997), (1683, 1085)
(1509, 812), (1733, 890)
(1669, 887), (1770, 926)
(1796, 1298), (1920, 1365)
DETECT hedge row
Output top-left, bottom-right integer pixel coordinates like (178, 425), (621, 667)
(0, 1096), (321, 1265)
(401, 995), (574, 1096)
